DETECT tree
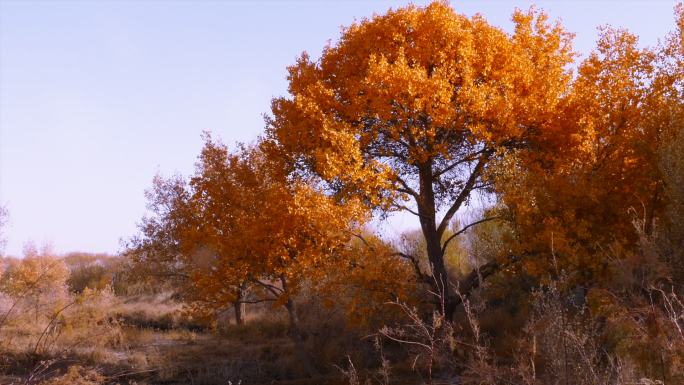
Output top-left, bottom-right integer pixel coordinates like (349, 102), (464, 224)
(0, 205), (7, 256)
(497, 8), (684, 280)
(316, 231), (417, 327)
(176, 139), (257, 326)
(1, 244), (69, 324)
(267, 1), (574, 318)
(127, 169), (253, 325)
(191, 137), (370, 375)
(129, 134), (367, 363)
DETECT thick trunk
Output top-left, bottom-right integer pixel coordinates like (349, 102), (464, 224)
(417, 163), (457, 319)
(425, 226), (456, 318)
(280, 276), (318, 377)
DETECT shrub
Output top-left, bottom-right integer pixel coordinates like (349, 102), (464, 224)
(38, 365), (104, 385)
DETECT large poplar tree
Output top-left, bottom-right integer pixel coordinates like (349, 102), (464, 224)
(267, 1), (574, 317)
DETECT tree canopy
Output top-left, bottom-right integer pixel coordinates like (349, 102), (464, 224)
(267, 1), (575, 317)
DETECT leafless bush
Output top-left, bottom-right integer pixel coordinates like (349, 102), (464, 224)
(518, 280), (620, 385)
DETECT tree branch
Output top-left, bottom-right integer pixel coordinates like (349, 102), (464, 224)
(433, 149), (486, 179)
(394, 175), (420, 200)
(239, 298), (277, 304)
(436, 152), (491, 238)
(451, 253), (521, 307)
(391, 203), (431, 219)
(393, 252), (430, 283)
(441, 216), (501, 255)
(251, 278), (284, 297)
(347, 231), (371, 248)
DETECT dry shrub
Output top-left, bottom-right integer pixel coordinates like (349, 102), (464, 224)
(378, 300), (457, 384)
(1, 251), (70, 327)
(0, 288), (123, 359)
(37, 365), (104, 385)
(0, 254), (136, 383)
(297, 292), (379, 373)
(64, 253), (121, 293)
(112, 291), (206, 332)
(363, 262), (684, 385)
(512, 280), (618, 385)
(55, 288), (123, 351)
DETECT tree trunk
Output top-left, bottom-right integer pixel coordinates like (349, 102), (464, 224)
(233, 283), (247, 325)
(233, 301), (245, 325)
(425, 227), (456, 318)
(280, 276), (318, 377)
(644, 182), (661, 236)
(417, 162), (457, 319)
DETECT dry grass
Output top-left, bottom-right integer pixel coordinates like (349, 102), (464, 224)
(112, 292), (206, 332)
(0, 286), (353, 385)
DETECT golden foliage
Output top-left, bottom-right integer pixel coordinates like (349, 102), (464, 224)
(1, 251), (69, 300)
(266, 1), (576, 316)
(268, 2), (574, 206)
(496, 6), (684, 279)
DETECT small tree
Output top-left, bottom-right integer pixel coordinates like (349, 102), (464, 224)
(127, 171), (252, 325)
(130, 135), (367, 337)
(1, 245), (69, 326)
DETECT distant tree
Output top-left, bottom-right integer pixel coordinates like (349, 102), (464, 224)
(191, 137), (366, 362)
(1, 244), (69, 323)
(0, 205), (7, 256)
(398, 224), (471, 279)
(129, 135), (367, 330)
(126, 174), (194, 291)
(63, 253), (121, 293)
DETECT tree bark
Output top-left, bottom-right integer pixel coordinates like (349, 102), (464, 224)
(280, 276), (318, 377)
(233, 301), (245, 325)
(233, 283), (247, 325)
(417, 162), (457, 319)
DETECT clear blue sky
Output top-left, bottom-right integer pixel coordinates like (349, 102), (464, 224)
(0, 0), (679, 257)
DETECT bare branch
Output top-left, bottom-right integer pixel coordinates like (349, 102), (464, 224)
(239, 298), (277, 304)
(441, 216), (501, 255)
(391, 203), (431, 219)
(378, 331), (433, 351)
(393, 252), (430, 282)
(251, 278), (284, 297)
(347, 231), (371, 248)
(436, 152), (491, 238)
(394, 175), (420, 200)
(433, 149), (486, 179)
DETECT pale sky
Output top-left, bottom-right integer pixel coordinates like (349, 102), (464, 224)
(0, 0), (679, 257)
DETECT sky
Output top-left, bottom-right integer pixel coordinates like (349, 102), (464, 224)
(0, 0), (680, 257)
